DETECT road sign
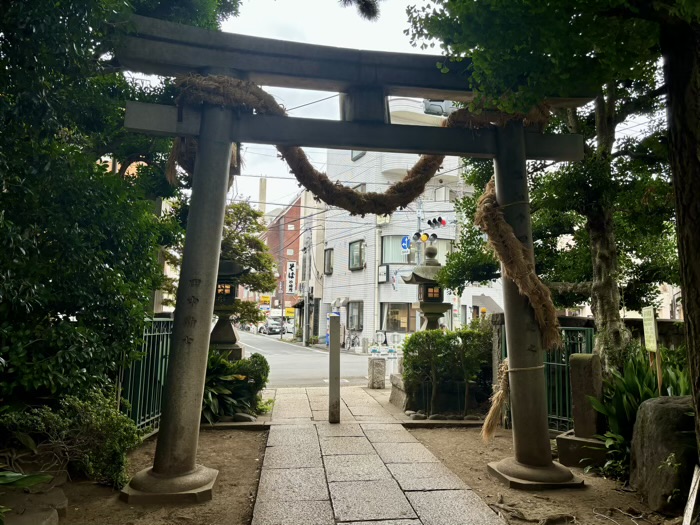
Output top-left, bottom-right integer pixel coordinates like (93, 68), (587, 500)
(401, 236), (411, 250)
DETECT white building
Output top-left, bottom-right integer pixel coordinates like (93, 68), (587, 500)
(318, 98), (503, 348)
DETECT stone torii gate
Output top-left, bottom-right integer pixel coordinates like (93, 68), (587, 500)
(117, 15), (586, 502)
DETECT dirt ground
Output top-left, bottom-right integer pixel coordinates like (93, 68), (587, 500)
(61, 429), (267, 525)
(411, 427), (677, 525)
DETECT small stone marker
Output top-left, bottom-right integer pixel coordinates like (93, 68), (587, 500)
(570, 353), (604, 438)
(368, 357), (386, 389)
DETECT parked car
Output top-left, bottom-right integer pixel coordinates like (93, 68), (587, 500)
(283, 321), (294, 334)
(259, 321), (281, 335)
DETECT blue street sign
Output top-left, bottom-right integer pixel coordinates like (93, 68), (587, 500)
(401, 236), (411, 250)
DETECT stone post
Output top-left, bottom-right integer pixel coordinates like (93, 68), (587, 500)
(570, 353), (604, 438)
(368, 357), (386, 389)
(122, 104), (232, 503)
(486, 122), (581, 489)
(329, 315), (341, 423)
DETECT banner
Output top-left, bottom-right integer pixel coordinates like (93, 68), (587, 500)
(286, 261), (297, 294)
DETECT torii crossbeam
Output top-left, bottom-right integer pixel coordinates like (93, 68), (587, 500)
(117, 15), (586, 503)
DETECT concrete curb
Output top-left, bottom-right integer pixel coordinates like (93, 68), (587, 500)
(401, 420), (483, 429)
(199, 419), (484, 431)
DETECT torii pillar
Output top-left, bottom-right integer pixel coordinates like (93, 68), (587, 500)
(120, 102), (233, 503)
(487, 122), (582, 489)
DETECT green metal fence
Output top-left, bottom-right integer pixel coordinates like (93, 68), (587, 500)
(502, 326), (594, 431)
(120, 318), (173, 433)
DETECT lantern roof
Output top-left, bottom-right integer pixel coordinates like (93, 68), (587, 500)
(218, 259), (249, 278)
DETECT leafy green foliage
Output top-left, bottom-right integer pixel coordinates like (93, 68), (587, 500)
(402, 321), (492, 414)
(221, 201), (278, 293)
(587, 343), (691, 480)
(0, 389), (142, 488)
(202, 350), (270, 424)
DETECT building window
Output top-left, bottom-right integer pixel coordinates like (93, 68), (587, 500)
(324, 248), (334, 275)
(382, 235), (416, 264)
(287, 249), (294, 256)
(348, 301), (364, 330)
(348, 240), (365, 271)
(351, 150), (366, 161)
(380, 303), (418, 333)
(288, 224), (295, 230)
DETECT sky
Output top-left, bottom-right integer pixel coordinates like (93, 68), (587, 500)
(220, 0), (433, 209)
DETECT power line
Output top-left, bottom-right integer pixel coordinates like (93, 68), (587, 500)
(287, 94), (339, 112)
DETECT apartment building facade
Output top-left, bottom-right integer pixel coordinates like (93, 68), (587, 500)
(318, 98), (504, 348)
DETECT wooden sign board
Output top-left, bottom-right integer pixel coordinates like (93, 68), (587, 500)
(642, 306), (658, 352)
(683, 465), (700, 525)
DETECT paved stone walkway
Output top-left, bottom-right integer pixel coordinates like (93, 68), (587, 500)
(252, 387), (505, 525)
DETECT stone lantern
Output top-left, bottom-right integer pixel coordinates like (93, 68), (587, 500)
(210, 259), (249, 360)
(401, 245), (450, 330)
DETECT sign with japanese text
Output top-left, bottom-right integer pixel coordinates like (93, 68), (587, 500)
(642, 306), (657, 352)
(286, 261), (297, 294)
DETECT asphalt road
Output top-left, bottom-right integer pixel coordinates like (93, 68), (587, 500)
(238, 330), (371, 388)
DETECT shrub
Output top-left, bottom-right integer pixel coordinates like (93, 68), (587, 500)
(202, 349), (270, 424)
(402, 322), (491, 415)
(0, 389), (142, 488)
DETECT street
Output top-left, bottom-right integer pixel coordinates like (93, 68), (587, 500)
(238, 330), (372, 388)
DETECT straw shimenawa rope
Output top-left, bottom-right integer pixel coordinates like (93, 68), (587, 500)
(166, 75), (549, 216)
(475, 178), (562, 351)
(482, 358), (510, 443)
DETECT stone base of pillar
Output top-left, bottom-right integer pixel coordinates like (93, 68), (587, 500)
(120, 465), (218, 504)
(487, 457), (583, 490)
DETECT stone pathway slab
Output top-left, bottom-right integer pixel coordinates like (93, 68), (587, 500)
(316, 423), (363, 437)
(364, 429), (418, 443)
(257, 468), (328, 502)
(343, 521), (421, 525)
(373, 442), (440, 463)
(267, 425), (318, 447)
(406, 490), (506, 525)
(329, 480), (416, 522)
(324, 454), (391, 482)
(320, 436), (374, 455)
(387, 462), (469, 491)
(252, 500), (334, 525)
(262, 446), (322, 469)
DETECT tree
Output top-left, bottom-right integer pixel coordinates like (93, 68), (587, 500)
(405, 0), (700, 454)
(220, 201), (278, 294)
(0, 0), (242, 405)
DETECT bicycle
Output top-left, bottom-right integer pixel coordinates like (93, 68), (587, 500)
(345, 331), (361, 349)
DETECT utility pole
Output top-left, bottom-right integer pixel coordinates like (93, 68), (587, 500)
(279, 217), (285, 341)
(302, 231), (311, 346)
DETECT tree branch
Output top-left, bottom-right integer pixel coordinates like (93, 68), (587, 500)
(545, 281), (593, 296)
(614, 84), (667, 125)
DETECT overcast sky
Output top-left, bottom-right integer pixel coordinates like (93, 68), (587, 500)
(221, 0), (433, 209)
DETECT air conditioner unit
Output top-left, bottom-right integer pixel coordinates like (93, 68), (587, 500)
(422, 99), (457, 117)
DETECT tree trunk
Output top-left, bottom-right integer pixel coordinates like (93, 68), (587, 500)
(660, 21), (700, 458)
(587, 92), (629, 367)
(587, 206), (629, 367)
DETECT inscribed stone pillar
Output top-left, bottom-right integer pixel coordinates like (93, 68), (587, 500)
(121, 104), (232, 503)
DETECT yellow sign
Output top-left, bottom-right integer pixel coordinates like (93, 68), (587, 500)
(285, 308), (296, 317)
(260, 295), (271, 306)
